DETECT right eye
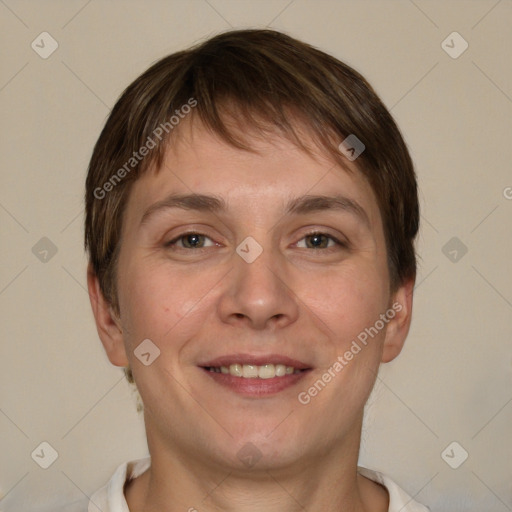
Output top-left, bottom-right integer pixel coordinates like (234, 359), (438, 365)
(165, 232), (216, 249)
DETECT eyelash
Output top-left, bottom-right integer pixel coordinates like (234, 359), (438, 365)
(165, 231), (348, 251)
(165, 232), (217, 249)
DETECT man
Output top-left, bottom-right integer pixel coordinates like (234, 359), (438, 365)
(85, 29), (428, 512)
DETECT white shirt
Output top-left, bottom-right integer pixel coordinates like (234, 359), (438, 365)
(88, 458), (431, 512)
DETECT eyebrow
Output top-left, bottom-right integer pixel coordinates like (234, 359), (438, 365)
(286, 195), (370, 228)
(139, 193), (370, 228)
(140, 194), (226, 227)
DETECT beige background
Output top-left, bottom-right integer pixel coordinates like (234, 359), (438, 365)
(1, 1), (511, 510)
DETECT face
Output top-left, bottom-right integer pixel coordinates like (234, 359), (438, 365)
(90, 120), (413, 472)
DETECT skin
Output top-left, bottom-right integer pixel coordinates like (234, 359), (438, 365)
(88, 119), (414, 512)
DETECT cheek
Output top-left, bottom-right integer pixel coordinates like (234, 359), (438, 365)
(117, 258), (221, 348)
(299, 264), (388, 345)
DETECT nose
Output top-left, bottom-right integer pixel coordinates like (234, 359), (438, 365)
(217, 244), (300, 330)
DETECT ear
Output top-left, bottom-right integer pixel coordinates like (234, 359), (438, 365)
(381, 278), (414, 363)
(87, 263), (129, 367)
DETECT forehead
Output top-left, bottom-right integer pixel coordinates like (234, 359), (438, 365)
(122, 120), (383, 232)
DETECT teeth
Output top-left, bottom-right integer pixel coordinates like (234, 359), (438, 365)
(275, 364), (287, 377)
(242, 364), (259, 378)
(229, 363), (242, 377)
(258, 364), (275, 379)
(208, 363), (302, 378)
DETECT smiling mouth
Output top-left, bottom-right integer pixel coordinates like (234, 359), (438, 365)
(203, 363), (307, 379)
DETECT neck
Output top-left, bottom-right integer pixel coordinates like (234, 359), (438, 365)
(125, 417), (388, 512)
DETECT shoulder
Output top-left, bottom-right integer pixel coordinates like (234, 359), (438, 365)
(88, 457), (151, 512)
(358, 466), (431, 512)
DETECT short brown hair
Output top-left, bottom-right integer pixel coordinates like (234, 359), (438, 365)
(85, 28), (419, 318)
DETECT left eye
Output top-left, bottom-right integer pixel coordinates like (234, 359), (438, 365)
(296, 233), (339, 249)
(168, 233), (216, 249)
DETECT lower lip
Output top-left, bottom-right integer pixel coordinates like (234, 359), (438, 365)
(200, 368), (311, 396)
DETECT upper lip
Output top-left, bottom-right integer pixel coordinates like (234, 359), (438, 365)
(199, 354), (312, 370)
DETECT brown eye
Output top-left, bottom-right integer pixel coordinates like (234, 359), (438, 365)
(167, 233), (215, 249)
(297, 233), (339, 249)
(305, 234), (330, 248)
(182, 234), (205, 248)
